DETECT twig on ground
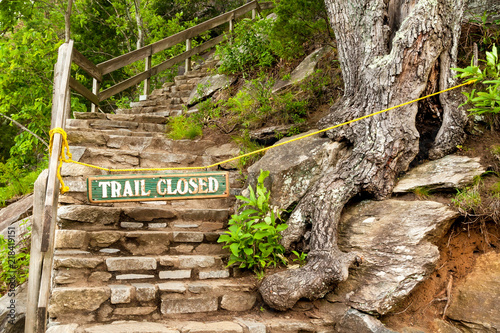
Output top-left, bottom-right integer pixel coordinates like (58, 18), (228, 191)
(442, 275), (453, 319)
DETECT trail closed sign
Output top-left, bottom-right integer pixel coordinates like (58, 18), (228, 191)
(87, 172), (229, 203)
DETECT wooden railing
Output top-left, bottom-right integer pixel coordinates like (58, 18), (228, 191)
(68, 0), (273, 112)
(25, 2), (273, 332)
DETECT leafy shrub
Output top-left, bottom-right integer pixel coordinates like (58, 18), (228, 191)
(166, 114), (203, 140)
(216, 18), (275, 75)
(0, 160), (47, 206)
(453, 44), (500, 116)
(269, 0), (331, 60)
(217, 170), (288, 275)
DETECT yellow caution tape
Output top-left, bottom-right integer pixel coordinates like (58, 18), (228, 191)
(49, 79), (475, 194)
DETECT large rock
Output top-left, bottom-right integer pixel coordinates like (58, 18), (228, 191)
(446, 251), (500, 332)
(246, 131), (346, 211)
(0, 195), (33, 232)
(393, 155), (485, 193)
(336, 308), (397, 333)
(272, 46), (332, 93)
(188, 74), (236, 105)
(327, 199), (459, 315)
(58, 206), (120, 225)
(0, 283), (28, 333)
(49, 287), (110, 316)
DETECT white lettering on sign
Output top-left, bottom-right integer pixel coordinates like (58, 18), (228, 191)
(208, 177), (219, 193)
(177, 178), (189, 195)
(123, 181), (133, 197)
(95, 176), (222, 200)
(98, 181), (111, 198)
(140, 179), (151, 196)
(111, 181), (122, 198)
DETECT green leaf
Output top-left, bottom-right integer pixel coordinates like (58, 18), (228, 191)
(230, 243), (240, 256)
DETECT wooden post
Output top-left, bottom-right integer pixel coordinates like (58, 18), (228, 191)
(35, 40), (73, 333)
(91, 78), (100, 112)
(143, 55), (151, 96)
(185, 38), (192, 73)
(25, 170), (48, 333)
(252, 8), (256, 20)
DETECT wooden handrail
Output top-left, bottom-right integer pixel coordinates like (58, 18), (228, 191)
(68, 0), (273, 109)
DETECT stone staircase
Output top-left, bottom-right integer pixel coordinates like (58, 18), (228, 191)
(48, 59), (336, 333)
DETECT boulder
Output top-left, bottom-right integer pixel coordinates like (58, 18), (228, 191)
(188, 74), (236, 105)
(0, 195), (33, 232)
(327, 199), (459, 315)
(246, 130), (346, 212)
(393, 155), (485, 193)
(272, 46), (332, 93)
(336, 308), (397, 333)
(446, 251), (500, 332)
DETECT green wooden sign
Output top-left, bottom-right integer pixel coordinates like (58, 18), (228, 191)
(87, 172), (229, 203)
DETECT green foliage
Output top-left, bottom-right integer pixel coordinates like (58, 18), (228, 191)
(232, 131), (264, 170)
(269, 0), (331, 60)
(0, 220), (31, 295)
(410, 186), (432, 199)
(468, 11), (500, 52)
(453, 45), (500, 116)
(166, 114), (203, 140)
(0, 160), (47, 206)
(217, 170), (288, 275)
(216, 18), (275, 75)
(291, 250), (307, 266)
(452, 185), (482, 215)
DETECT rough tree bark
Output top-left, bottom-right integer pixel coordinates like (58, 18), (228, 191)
(259, 0), (467, 311)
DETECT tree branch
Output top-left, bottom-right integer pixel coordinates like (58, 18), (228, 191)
(0, 113), (49, 149)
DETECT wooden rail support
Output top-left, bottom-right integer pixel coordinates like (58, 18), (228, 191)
(185, 38), (192, 73)
(91, 78), (100, 112)
(144, 55), (152, 96)
(25, 170), (48, 333)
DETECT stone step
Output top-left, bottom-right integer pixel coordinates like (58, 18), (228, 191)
(73, 112), (168, 124)
(75, 147), (213, 169)
(55, 228), (228, 256)
(53, 255), (233, 286)
(57, 205), (230, 225)
(66, 132), (223, 155)
(66, 119), (165, 133)
(48, 316), (335, 333)
(48, 279), (259, 321)
(115, 107), (183, 117)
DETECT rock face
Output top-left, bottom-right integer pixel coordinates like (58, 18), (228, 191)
(327, 199), (459, 315)
(246, 131), (346, 211)
(447, 251), (500, 332)
(188, 74), (236, 105)
(272, 46), (332, 93)
(393, 155), (485, 193)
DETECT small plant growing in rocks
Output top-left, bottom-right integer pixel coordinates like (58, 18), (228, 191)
(217, 170), (288, 276)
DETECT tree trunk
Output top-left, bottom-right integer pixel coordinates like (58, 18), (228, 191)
(259, 0), (467, 311)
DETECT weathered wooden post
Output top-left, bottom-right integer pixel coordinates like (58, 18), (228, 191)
(185, 38), (192, 73)
(25, 170), (48, 333)
(144, 55), (152, 96)
(36, 39), (73, 333)
(91, 78), (100, 112)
